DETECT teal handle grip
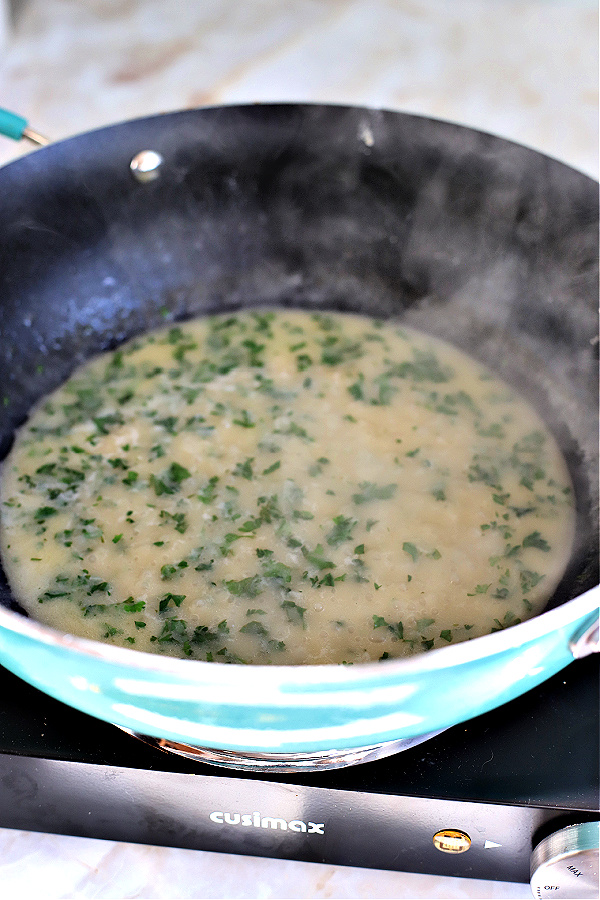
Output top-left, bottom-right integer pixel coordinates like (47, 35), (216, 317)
(0, 107), (28, 141)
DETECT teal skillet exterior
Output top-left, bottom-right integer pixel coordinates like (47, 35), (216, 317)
(0, 586), (596, 753)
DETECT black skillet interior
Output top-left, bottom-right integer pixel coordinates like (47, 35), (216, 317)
(0, 104), (598, 616)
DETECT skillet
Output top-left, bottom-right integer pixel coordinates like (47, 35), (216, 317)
(0, 104), (597, 769)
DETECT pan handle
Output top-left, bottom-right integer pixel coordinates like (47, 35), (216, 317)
(0, 107), (49, 146)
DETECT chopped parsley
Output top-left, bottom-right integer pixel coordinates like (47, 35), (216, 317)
(352, 482), (397, 504)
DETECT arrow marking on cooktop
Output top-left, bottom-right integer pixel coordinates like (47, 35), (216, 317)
(484, 840), (502, 849)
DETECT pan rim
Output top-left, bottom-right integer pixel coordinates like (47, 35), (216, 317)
(1, 100), (598, 187)
(0, 583), (597, 686)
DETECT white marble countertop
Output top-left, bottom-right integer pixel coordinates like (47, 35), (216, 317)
(0, 1), (597, 898)
(0, 0), (597, 177)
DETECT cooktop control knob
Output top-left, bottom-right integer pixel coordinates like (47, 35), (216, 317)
(530, 822), (599, 899)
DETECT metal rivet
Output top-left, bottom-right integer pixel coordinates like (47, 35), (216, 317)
(130, 150), (164, 182)
(433, 829), (472, 854)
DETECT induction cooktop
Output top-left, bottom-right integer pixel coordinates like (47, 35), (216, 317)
(0, 653), (598, 888)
